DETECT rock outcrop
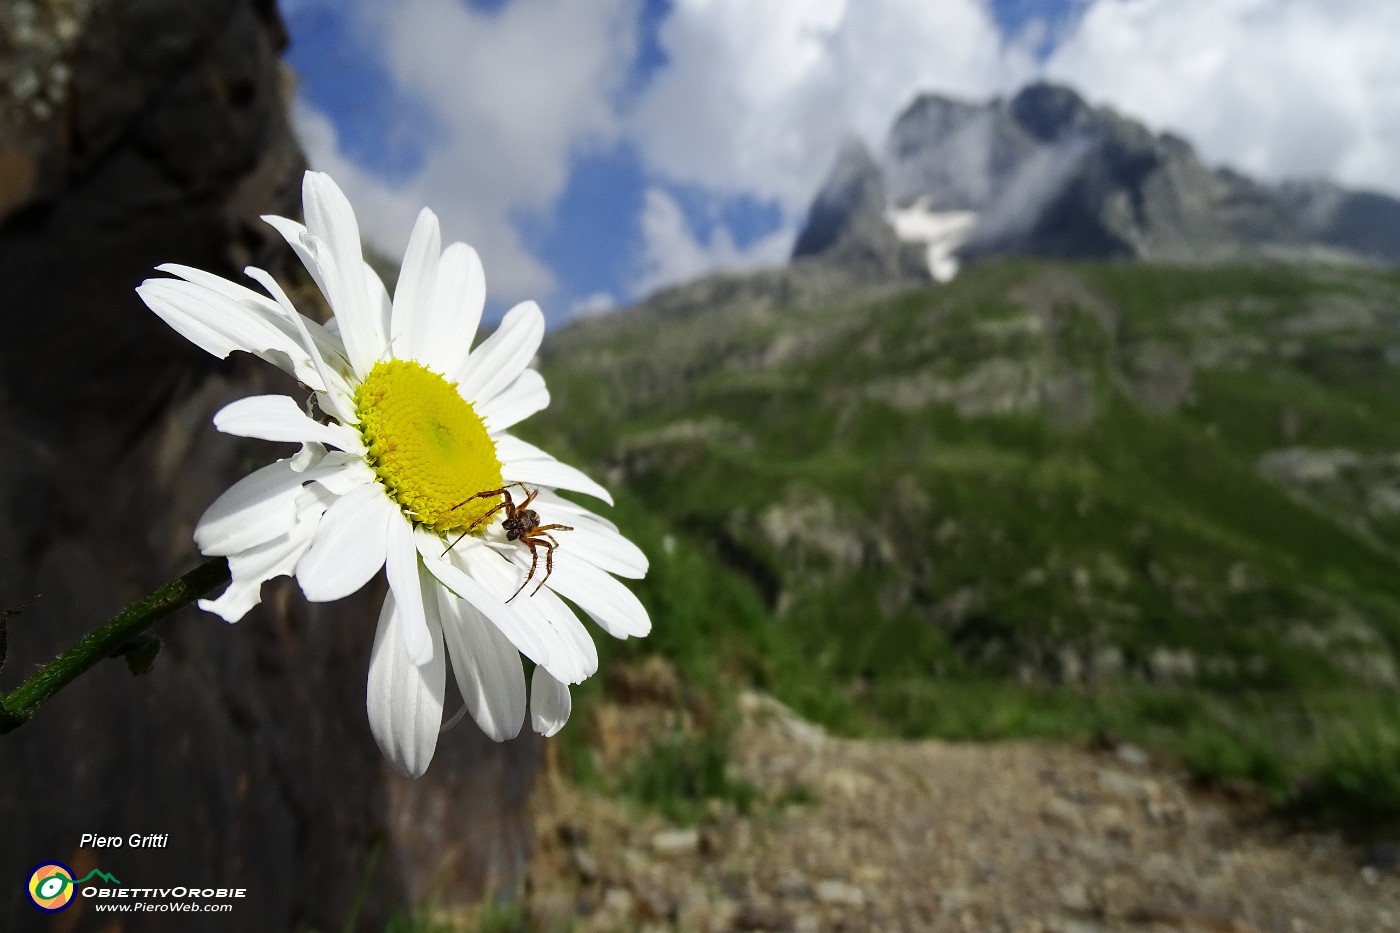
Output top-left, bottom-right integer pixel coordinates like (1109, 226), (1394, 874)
(0, 0), (305, 456)
(0, 3), (537, 929)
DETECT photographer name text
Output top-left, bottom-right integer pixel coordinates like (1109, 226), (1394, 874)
(79, 833), (170, 849)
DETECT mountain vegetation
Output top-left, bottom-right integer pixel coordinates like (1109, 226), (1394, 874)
(525, 256), (1400, 828)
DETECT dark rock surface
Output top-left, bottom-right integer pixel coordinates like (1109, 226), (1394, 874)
(0, 2), (537, 929)
(0, 0), (304, 458)
(796, 81), (1400, 274)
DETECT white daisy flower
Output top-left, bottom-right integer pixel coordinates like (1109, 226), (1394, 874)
(137, 171), (649, 776)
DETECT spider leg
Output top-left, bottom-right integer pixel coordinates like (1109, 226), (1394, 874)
(449, 483), (521, 515)
(486, 481), (535, 507)
(465, 496), (511, 534)
(529, 537), (560, 597)
(448, 487), (493, 514)
(443, 506), (509, 558)
(442, 486), (518, 556)
(516, 486), (540, 512)
(531, 523), (573, 535)
(442, 529), (470, 556)
(506, 540), (540, 604)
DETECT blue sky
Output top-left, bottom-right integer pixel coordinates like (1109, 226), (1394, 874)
(281, 0), (1400, 325)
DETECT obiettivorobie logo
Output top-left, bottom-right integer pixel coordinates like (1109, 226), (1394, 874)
(25, 858), (248, 915)
(27, 862), (121, 912)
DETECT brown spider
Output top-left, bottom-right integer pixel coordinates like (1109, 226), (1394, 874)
(444, 483), (573, 602)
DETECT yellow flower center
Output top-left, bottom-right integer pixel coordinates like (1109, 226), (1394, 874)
(354, 359), (504, 534)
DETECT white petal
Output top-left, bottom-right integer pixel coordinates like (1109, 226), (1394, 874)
(263, 213), (331, 302)
(416, 242), (485, 379)
(544, 550), (652, 639)
(296, 483), (395, 601)
(241, 266), (358, 423)
(385, 517), (433, 665)
(154, 262), (280, 309)
(301, 172), (383, 378)
(364, 262), (394, 358)
(530, 667), (572, 738)
(455, 300), (544, 402)
(390, 207), (442, 356)
(198, 573), (269, 621)
(495, 435), (613, 505)
(226, 264), (354, 375)
(559, 520), (649, 579)
(261, 208), (390, 376)
(438, 588), (526, 741)
(462, 544), (589, 684)
(213, 395), (364, 452)
(290, 442), (326, 472)
(137, 279), (310, 380)
(534, 489), (619, 533)
(366, 591), (446, 777)
(198, 485), (334, 621)
(194, 458), (306, 557)
(199, 534), (305, 620)
(453, 537), (585, 675)
(526, 584), (600, 683)
(307, 454), (377, 495)
(477, 369), (549, 432)
(195, 453), (371, 558)
(417, 541), (552, 668)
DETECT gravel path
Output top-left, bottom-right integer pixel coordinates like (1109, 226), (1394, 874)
(518, 692), (1400, 932)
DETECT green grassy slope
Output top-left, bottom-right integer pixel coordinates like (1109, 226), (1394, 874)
(525, 258), (1400, 824)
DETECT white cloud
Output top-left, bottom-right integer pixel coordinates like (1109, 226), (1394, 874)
(294, 0), (640, 303)
(632, 187), (791, 297)
(289, 0), (1400, 317)
(1045, 0), (1400, 195)
(627, 0), (1033, 218)
(570, 291), (618, 317)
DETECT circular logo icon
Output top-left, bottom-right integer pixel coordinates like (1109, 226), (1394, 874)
(27, 863), (76, 912)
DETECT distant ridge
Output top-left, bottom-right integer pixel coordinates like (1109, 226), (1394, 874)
(794, 82), (1400, 279)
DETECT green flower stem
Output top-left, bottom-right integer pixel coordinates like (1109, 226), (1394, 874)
(0, 558), (231, 734)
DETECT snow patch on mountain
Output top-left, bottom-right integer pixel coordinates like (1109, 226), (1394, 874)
(887, 200), (978, 281)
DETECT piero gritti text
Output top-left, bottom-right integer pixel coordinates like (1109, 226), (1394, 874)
(79, 833), (169, 848)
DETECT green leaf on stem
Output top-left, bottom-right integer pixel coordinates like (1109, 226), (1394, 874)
(111, 633), (161, 676)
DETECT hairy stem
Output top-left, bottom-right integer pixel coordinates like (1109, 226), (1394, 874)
(0, 558), (231, 733)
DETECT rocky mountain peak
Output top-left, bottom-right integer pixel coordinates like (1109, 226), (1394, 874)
(1009, 81), (1095, 142)
(795, 80), (1400, 278)
(791, 137), (887, 258)
(791, 137), (927, 282)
